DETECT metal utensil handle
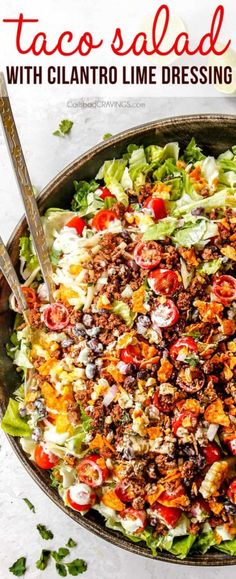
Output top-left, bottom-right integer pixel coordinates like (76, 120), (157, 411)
(0, 72), (54, 302)
(0, 236), (27, 312)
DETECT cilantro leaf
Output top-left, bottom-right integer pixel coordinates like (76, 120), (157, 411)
(23, 498), (35, 513)
(9, 557), (26, 576)
(36, 550), (51, 571)
(37, 524), (54, 540)
(103, 133), (113, 140)
(53, 119), (74, 137)
(52, 548), (70, 562)
(67, 558), (87, 575)
(56, 563), (67, 576)
(66, 539), (77, 548)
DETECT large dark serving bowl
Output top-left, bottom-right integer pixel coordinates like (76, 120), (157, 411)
(1, 115), (236, 566)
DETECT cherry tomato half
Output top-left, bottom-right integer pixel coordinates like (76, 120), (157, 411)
(34, 444), (59, 470)
(43, 303), (70, 330)
(91, 209), (117, 231)
(133, 241), (162, 270)
(22, 287), (37, 309)
(170, 337), (198, 360)
(190, 498), (211, 522)
(228, 439), (236, 456)
(98, 186), (116, 200)
(157, 484), (187, 508)
(202, 442), (221, 465)
(120, 344), (143, 366)
(172, 411), (198, 436)
(66, 216), (86, 235)
(67, 483), (96, 512)
(143, 196), (167, 221)
(153, 390), (175, 414)
(227, 479), (236, 505)
(119, 508), (147, 534)
(213, 275), (236, 306)
(151, 299), (179, 328)
(115, 479), (137, 503)
(77, 454), (109, 488)
(148, 269), (180, 296)
(176, 366), (205, 393)
(150, 503), (181, 528)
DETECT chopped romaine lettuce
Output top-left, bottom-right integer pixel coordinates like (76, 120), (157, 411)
(215, 538), (236, 556)
(71, 180), (99, 212)
(112, 301), (136, 328)
(183, 137), (205, 164)
(198, 258), (223, 275)
(143, 217), (178, 241)
(1, 399), (31, 437)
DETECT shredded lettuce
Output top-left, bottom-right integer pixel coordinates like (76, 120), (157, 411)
(71, 180), (99, 212)
(143, 217), (178, 241)
(173, 189), (228, 216)
(65, 403), (91, 454)
(112, 301), (136, 328)
(198, 258), (223, 275)
(1, 399), (31, 437)
(201, 157), (219, 189)
(19, 236), (39, 280)
(42, 209), (75, 248)
(183, 138), (205, 164)
(96, 159), (129, 205)
(172, 219), (207, 248)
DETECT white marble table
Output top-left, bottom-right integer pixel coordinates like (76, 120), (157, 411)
(0, 94), (236, 578)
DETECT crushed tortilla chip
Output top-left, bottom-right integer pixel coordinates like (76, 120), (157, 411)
(221, 245), (236, 261)
(157, 358), (173, 382)
(132, 285), (146, 314)
(204, 398), (230, 426)
(194, 300), (224, 322)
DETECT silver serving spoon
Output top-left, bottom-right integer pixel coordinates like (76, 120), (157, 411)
(0, 235), (28, 318)
(0, 72), (55, 302)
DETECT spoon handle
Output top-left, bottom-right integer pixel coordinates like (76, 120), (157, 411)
(0, 235), (28, 313)
(0, 72), (55, 302)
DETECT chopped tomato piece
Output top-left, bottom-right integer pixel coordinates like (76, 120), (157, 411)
(66, 216), (86, 235)
(43, 303), (69, 330)
(153, 390), (175, 414)
(119, 508), (147, 533)
(115, 479), (138, 503)
(149, 503), (181, 528)
(91, 209), (117, 231)
(98, 186), (116, 200)
(134, 241), (162, 270)
(77, 454), (109, 488)
(143, 196), (167, 220)
(67, 483), (96, 512)
(151, 299), (179, 328)
(202, 442), (221, 465)
(227, 479), (236, 504)
(170, 337), (198, 360)
(213, 275), (236, 305)
(120, 344), (143, 366)
(172, 411), (198, 436)
(148, 269), (180, 296)
(34, 444), (59, 470)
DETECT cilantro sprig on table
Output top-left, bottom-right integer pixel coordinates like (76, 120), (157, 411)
(53, 119), (74, 137)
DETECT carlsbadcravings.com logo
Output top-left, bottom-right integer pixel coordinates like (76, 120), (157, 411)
(2, 4), (234, 87)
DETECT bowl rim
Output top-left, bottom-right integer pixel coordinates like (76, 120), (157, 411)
(4, 113), (236, 566)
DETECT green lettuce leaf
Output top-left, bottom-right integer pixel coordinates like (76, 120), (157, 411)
(193, 531), (217, 554)
(71, 180), (99, 212)
(112, 300), (136, 328)
(42, 209), (75, 247)
(172, 220), (207, 248)
(215, 538), (236, 556)
(143, 217), (178, 241)
(198, 258), (223, 275)
(65, 402), (91, 454)
(19, 236), (39, 279)
(96, 159), (129, 205)
(166, 534), (196, 559)
(173, 189), (229, 216)
(183, 138), (205, 164)
(201, 157), (219, 189)
(1, 399), (31, 437)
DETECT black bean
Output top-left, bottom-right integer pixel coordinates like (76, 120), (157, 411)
(137, 369), (148, 380)
(88, 338), (104, 354)
(73, 323), (87, 337)
(85, 363), (97, 379)
(82, 314), (93, 328)
(61, 338), (74, 348)
(124, 375), (136, 390)
(123, 363), (136, 376)
(137, 315), (151, 327)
